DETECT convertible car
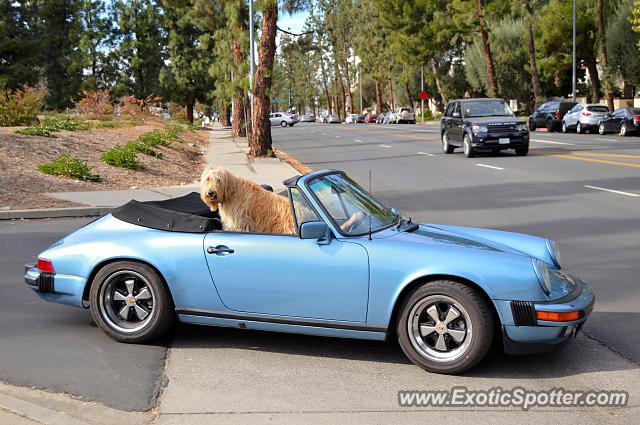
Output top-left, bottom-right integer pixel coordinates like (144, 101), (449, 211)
(25, 170), (594, 374)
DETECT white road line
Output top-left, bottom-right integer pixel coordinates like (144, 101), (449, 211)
(584, 185), (639, 198)
(336, 135), (341, 138)
(382, 126), (437, 133)
(321, 132), (327, 135)
(354, 139), (364, 143)
(476, 164), (504, 170)
(417, 151), (435, 156)
(379, 144), (392, 148)
(596, 138), (617, 142)
(531, 139), (575, 146)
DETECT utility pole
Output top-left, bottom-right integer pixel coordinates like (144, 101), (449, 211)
(358, 62), (363, 114)
(249, 0), (255, 129)
(420, 65), (424, 124)
(572, 0), (576, 102)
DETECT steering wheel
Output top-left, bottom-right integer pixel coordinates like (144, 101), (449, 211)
(346, 212), (369, 234)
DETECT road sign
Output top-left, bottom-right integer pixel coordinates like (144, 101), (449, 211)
(419, 90), (429, 101)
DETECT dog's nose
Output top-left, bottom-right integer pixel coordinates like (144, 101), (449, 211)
(207, 190), (214, 197)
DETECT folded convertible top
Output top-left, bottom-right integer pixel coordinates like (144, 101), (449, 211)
(112, 192), (222, 233)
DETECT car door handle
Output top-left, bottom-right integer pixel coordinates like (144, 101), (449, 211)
(207, 246), (234, 255)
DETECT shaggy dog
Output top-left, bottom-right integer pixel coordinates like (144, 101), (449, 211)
(200, 167), (296, 234)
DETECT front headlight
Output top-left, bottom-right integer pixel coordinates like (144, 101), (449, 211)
(517, 124), (528, 132)
(546, 239), (561, 268)
(532, 258), (552, 294)
(472, 125), (488, 135)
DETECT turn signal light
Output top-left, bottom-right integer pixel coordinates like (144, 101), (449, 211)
(37, 258), (55, 273)
(536, 310), (582, 322)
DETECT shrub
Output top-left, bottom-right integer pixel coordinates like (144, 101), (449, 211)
(129, 141), (163, 159)
(101, 145), (145, 169)
(91, 121), (116, 129)
(16, 126), (55, 137)
(42, 115), (90, 131)
(76, 90), (113, 117)
(137, 129), (172, 147)
(38, 153), (101, 182)
(0, 86), (45, 126)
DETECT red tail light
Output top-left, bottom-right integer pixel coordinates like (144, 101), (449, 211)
(555, 111), (561, 119)
(37, 258), (54, 273)
(582, 112), (592, 117)
(633, 116), (640, 123)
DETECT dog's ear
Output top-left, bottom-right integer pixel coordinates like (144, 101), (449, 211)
(219, 169), (237, 202)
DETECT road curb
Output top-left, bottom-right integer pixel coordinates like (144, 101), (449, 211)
(0, 392), (90, 425)
(0, 207), (113, 221)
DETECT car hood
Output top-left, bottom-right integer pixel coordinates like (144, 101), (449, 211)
(464, 116), (525, 125)
(380, 224), (555, 266)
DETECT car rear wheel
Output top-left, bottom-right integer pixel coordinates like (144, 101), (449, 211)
(463, 135), (475, 158)
(546, 119), (554, 132)
(90, 261), (175, 343)
(396, 280), (494, 374)
(620, 123), (628, 136)
(562, 121), (568, 133)
(599, 122), (606, 135)
(442, 133), (454, 154)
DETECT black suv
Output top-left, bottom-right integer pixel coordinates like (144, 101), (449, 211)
(440, 98), (530, 158)
(528, 100), (576, 132)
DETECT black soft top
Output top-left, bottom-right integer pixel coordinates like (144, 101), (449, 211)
(112, 192), (222, 233)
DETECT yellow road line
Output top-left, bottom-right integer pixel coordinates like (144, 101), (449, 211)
(552, 155), (640, 169)
(572, 152), (640, 159)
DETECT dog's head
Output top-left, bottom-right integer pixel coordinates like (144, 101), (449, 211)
(200, 167), (238, 211)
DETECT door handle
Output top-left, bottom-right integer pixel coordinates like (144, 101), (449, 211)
(207, 246), (235, 255)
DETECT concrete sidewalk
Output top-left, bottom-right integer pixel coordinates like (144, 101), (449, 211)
(1, 125), (299, 220)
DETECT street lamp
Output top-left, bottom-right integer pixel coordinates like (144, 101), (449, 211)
(355, 56), (362, 114)
(572, 0), (576, 102)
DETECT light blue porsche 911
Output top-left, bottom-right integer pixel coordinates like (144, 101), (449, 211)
(25, 169), (594, 374)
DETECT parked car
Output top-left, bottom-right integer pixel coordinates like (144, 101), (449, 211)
(376, 112), (386, 124)
(528, 100), (576, 132)
(25, 169), (594, 374)
(393, 107), (416, 124)
(598, 107), (640, 136)
(300, 115), (316, 123)
(317, 115), (328, 123)
(364, 114), (377, 123)
(327, 114), (341, 124)
(356, 114), (366, 123)
(345, 114), (359, 124)
(440, 98), (530, 158)
(562, 104), (610, 134)
(383, 111), (394, 124)
(269, 112), (299, 127)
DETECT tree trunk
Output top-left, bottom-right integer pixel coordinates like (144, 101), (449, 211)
(319, 55), (332, 114)
(375, 80), (383, 113)
(221, 104), (231, 126)
(343, 56), (355, 113)
(597, 0), (613, 110)
(249, 0), (277, 157)
(430, 58), (447, 106)
(586, 61), (601, 103)
(523, 3), (542, 105)
(403, 83), (412, 108)
(231, 33), (246, 137)
(388, 73), (395, 110)
(187, 102), (194, 124)
(477, 0), (498, 97)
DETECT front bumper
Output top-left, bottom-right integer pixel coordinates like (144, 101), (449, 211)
(499, 275), (595, 355)
(472, 132), (529, 151)
(24, 264), (87, 308)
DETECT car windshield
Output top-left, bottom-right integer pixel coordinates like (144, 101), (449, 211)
(463, 100), (514, 118)
(587, 105), (609, 113)
(307, 173), (397, 236)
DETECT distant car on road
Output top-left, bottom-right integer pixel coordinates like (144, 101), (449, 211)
(269, 112), (299, 127)
(529, 100), (576, 132)
(440, 98), (530, 158)
(383, 111), (394, 124)
(345, 114), (359, 124)
(393, 107), (416, 124)
(598, 107), (640, 136)
(562, 104), (610, 134)
(300, 115), (316, 123)
(364, 114), (377, 123)
(327, 114), (341, 124)
(376, 113), (386, 124)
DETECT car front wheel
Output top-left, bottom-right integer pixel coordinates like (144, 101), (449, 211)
(576, 122), (583, 134)
(90, 261), (174, 343)
(280, 121), (288, 127)
(562, 121), (568, 133)
(463, 134), (475, 158)
(528, 118), (536, 131)
(396, 280), (494, 374)
(599, 122), (606, 135)
(546, 119), (555, 132)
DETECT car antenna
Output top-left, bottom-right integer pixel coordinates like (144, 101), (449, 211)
(368, 170), (372, 241)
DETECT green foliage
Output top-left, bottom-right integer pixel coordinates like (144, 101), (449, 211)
(38, 153), (101, 181)
(608, 2), (640, 87)
(129, 141), (164, 158)
(101, 144), (145, 169)
(91, 121), (116, 129)
(137, 129), (172, 147)
(16, 126), (55, 137)
(42, 116), (91, 131)
(0, 86), (44, 126)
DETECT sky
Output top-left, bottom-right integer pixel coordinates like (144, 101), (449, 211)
(278, 10), (310, 35)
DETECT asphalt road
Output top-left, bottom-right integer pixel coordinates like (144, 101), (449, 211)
(0, 218), (168, 411)
(273, 122), (640, 364)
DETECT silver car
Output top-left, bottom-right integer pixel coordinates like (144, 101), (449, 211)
(393, 107), (416, 124)
(269, 112), (299, 127)
(562, 103), (610, 134)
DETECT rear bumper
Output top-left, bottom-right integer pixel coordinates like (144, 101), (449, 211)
(24, 264), (86, 308)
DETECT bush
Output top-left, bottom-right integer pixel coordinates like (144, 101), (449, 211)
(42, 115), (90, 131)
(0, 86), (45, 127)
(76, 90), (113, 117)
(129, 141), (163, 159)
(91, 121), (116, 129)
(101, 145), (145, 169)
(137, 129), (172, 147)
(38, 153), (101, 182)
(16, 126), (55, 137)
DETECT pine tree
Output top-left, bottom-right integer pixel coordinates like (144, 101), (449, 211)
(0, 0), (39, 89)
(78, 0), (114, 91)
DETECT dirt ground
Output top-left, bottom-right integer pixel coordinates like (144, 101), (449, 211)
(0, 118), (207, 210)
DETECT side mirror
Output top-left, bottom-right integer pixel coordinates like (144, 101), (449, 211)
(452, 112), (461, 118)
(300, 221), (332, 245)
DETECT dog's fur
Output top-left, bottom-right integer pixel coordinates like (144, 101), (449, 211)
(200, 167), (296, 234)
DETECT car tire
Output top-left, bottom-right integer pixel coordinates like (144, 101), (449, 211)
(562, 121), (568, 133)
(576, 122), (583, 134)
(442, 133), (454, 154)
(280, 121), (287, 128)
(396, 280), (494, 375)
(620, 123), (628, 137)
(546, 119), (554, 132)
(90, 261), (175, 343)
(528, 118), (536, 131)
(599, 122), (606, 135)
(515, 146), (529, 156)
(463, 134), (475, 158)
